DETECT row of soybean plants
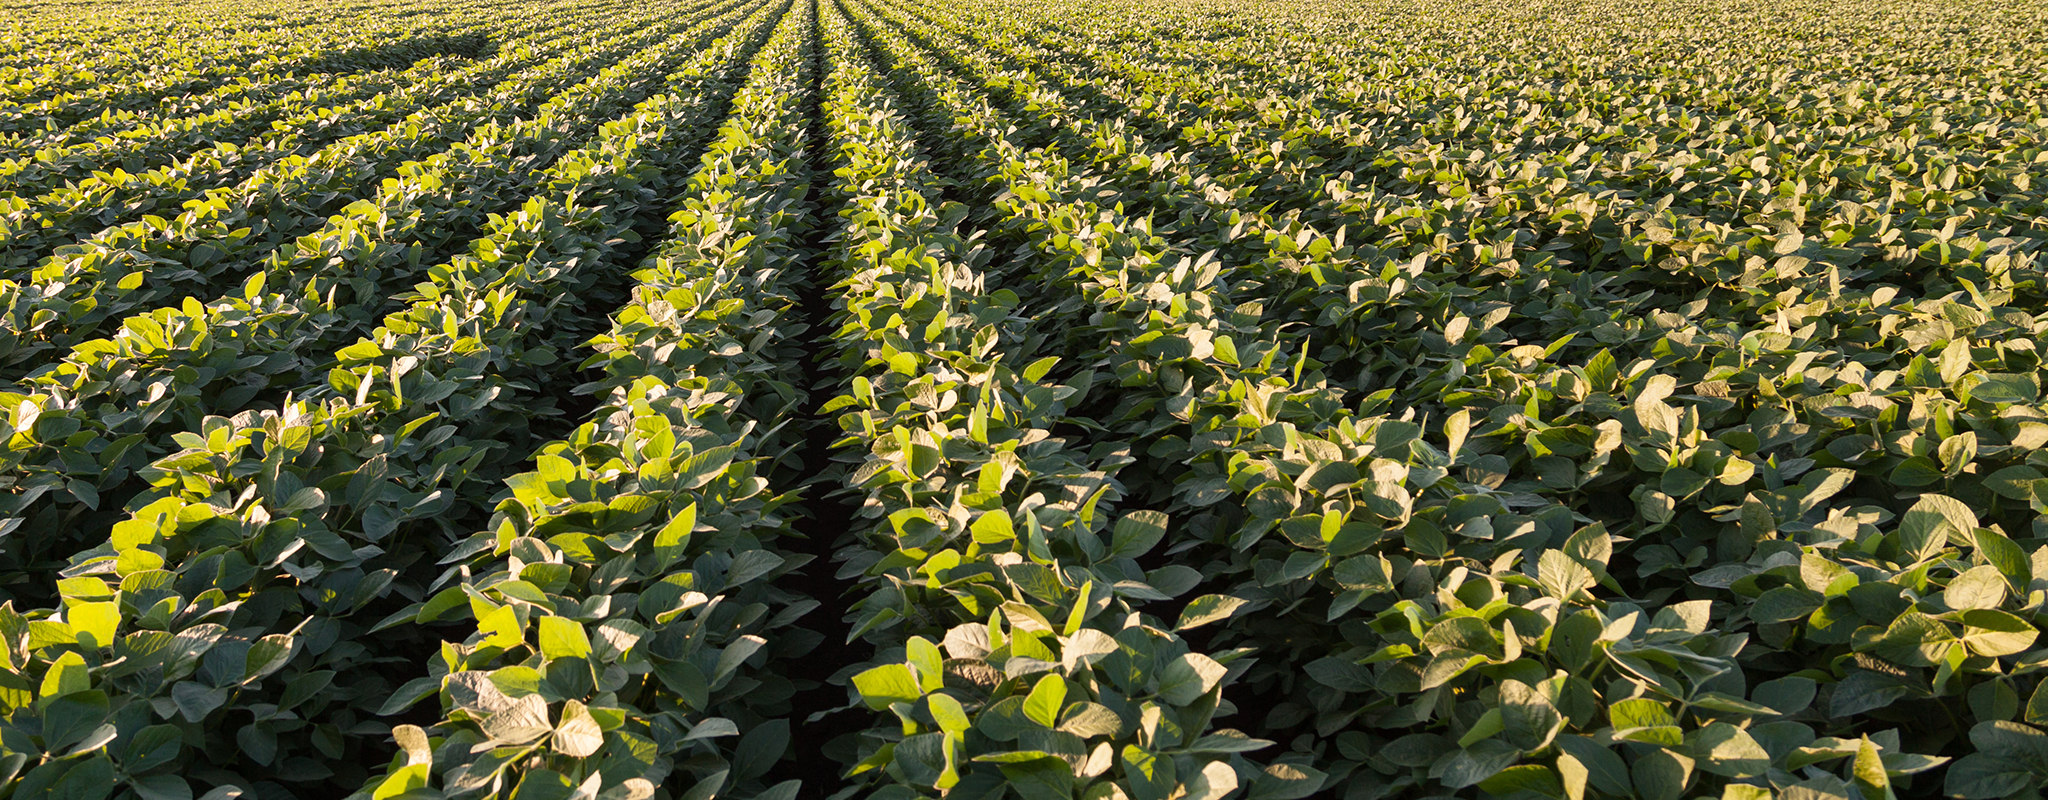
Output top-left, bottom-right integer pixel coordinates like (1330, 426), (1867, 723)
(0, 0), (759, 581)
(0, 0), (487, 144)
(911, 0), (2034, 336)
(0, 0), (643, 276)
(0, 0), (685, 287)
(964, 0), (2048, 734)
(0, 0), (791, 797)
(0, 0), (459, 77)
(346, 0), (825, 798)
(971, 0), (2041, 358)
(0, 0), (600, 269)
(880, 1), (2048, 799)
(0, 0), (365, 101)
(843, 4), (2048, 800)
(816, 3), (1315, 799)
(0, 19), (492, 172)
(0, 0), (614, 197)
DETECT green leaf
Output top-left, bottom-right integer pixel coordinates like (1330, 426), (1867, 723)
(727, 549), (785, 586)
(1478, 765), (1565, 799)
(971, 510), (1015, 544)
(1558, 754), (1590, 800)
(1023, 674), (1066, 728)
(1052, 702), (1118, 740)
(393, 723), (431, 767)
(1970, 373), (2040, 405)
(1539, 549), (1594, 600)
(1332, 555), (1394, 593)
(1945, 753), (2034, 799)
(1753, 675), (1818, 716)
(1186, 730), (1274, 753)
(907, 636), (944, 692)
(1899, 493), (1975, 561)
(1158, 652), (1226, 706)
(1749, 586), (1822, 623)
(19, 755), (113, 800)
(552, 700), (604, 758)
(1976, 527), (2034, 592)
(1890, 457), (1945, 487)
(40, 650), (89, 698)
(508, 768), (575, 800)
(1177, 594), (1249, 630)
(122, 725), (182, 773)
(242, 633), (292, 683)
(538, 617), (592, 661)
(1120, 745), (1176, 800)
(1630, 748), (1693, 800)
(374, 764), (430, 800)
(1693, 723), (1769, 777)
(1459, 708), (1506, 748)
(1875, 611), (1955, 666)
(170, 681), (225, 723)
(1584, 350), (1618, 390)
(42, 690), (109, 753)
(1610, 697), (1676, 730)
(483, 694), (553, 745)
(1564, 523), (1612, 568)
(1445, 407), (1474, 456)
(1831, 670), (1919, 717)
(1249, 762), (1328, 800)
(997, 755), (1075, 800)
(1438, 740), (1520, 789)
(1852, 735), (1891, 799)
(1110, 510), (1168, 558)
(1421, 616), (1503, 659)
(1986, 467), (2046, 500)
(1962, 609), (2037, 657)
(1974, 680), (2022, 724)
(1971, 720), (2048, 765)
(1946, 565), (2009, 611)
(1501, 679), (1563, 751)
(478, 604), (523, 650)
(1184, 761), (1240, 800)
(1556, 736), (1633, 796)
(1304, 657), (1374, 693)
(652, 503), (698, 570)
(129, 775), (192, 800)
(2027, 682), (2048, 727)
(1023, 356), (1060, 382)
(67, 602), (117, 649)
(928, 694), (970, 734)
(677, 446), (737, 489)
(377, 676), (440, 716)
(852, 664), (921, 710)
(1721, 785), (1771, 800)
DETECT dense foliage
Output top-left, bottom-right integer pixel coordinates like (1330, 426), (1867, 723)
(2, 0), (2046, 797)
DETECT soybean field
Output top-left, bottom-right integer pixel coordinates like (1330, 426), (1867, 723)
(3, 0), (2048, 798)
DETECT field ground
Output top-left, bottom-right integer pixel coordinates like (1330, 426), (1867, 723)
(2, 0), (2047, 798)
